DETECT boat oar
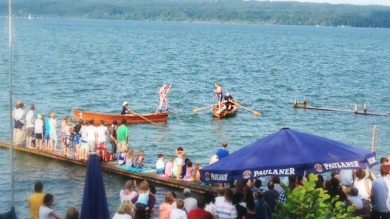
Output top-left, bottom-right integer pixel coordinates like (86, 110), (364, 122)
(192, 104), (216, 113)
(155, 84), (172, 114)
(128, 109), (162, 127)
(236, 103), (262, 116)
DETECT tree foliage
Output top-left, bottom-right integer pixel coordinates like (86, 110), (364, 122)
(274, 174), (359, 219)
(1, 0), (390, 28)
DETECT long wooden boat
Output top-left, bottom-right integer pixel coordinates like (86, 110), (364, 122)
(72, 110), (168, 125)
(212, 103), (238, 118)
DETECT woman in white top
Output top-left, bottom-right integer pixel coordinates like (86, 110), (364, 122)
(112, 200), (135, 219)
(120, 180), (138, 203)
(49, 113), (58, 152)
(353, 169), (371, 200)
(39, 194), (63, 219)
(34, 114), (44, 151)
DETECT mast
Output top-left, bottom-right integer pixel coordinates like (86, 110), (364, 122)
(8, 0), (15, 206)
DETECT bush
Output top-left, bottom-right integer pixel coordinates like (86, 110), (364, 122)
(274, 174), (359, 219)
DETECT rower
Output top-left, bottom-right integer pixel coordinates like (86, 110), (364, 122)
(121, 101), (131, 115)
(158, 84), (169, 113)
(214, 83), (223, 108)
(224, 92), (235, 110)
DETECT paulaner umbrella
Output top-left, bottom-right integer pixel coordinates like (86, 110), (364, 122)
(80, 153), (110, 219)
(200, 128), (377, 183)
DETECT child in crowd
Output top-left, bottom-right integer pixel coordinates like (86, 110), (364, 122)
(183, 160), (193, 181)
(133, 181), (150, 210)
(44, 113), (51, 151)
(134, 150), (145, 168)
(39, 194), (62, 219)
(49, 113), (58, 152)
(61, 116), (74, 157)
(96, 120), (108, 161)
(165, 157), (174, 177)
(156, 154), (165, 174)
(126, 150), (135, 167)
(170, 199), (187, 219)
(118, 151), (127, 166)
(34, 114), (44, 151)
(193, 163), (202, 182)
(174, 147), (187, 180)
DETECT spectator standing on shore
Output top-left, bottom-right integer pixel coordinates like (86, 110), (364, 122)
(49, 113), (59, 152)
(44, 113), (51, 150)
(216, 141), (229, 160)
(158, 192), (174, 219)
(86, 120), (97, 153)
(353, 169), (371, 201)
(214, 189), (237, 219)
(371, 165), (390, 219)
(263, 182), (279, 213)
(28, 181), (45, 219)
(120, 180), (138, 203)
(170, 199), (187, 219)
(174, 147), (187, 180)
(109, 120), (118, 160)
(117, 119), (129, 154)
(65, 207), (79, 219)
(188, 197), (213, 219)
(96, 120), (108, 160)
(26, 104), (35, 148)
(39, 194), (63, 219)
(183, 189), (197, 214)
(254, 192), (270, 219)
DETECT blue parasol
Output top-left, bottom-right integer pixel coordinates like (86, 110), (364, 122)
(200, 128), (377, 183)
(80, 153), (110, 219)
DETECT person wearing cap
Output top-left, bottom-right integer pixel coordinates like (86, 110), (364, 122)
(26, 104), (35, 149)
(216, 141), (229, 160)
(183, 188), (197, 214)
(371, 165), (390, 219)
(109, 120), (118, 160)
(121, 101), (131, 115)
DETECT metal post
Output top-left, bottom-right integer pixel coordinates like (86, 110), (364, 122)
(8, 0), (15, 207)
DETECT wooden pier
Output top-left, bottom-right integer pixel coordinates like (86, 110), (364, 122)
(0, 142), (214, 194)
(293, 98), (389, 117)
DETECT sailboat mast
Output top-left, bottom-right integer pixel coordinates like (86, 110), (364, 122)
(8, 0), (15, 206)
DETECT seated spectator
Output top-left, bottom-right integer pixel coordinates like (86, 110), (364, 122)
(170, 199), (187, 219)
(65, 207), (79, 219)
(193, 163), (202, 183)
(183, 160), (194, 181)
(188, 197), (213, 219)
(112, 201), (135, 219)
(39, 194), (63, 219)
(120, 180), (138, 203)
(126, 150), (135, 167)
(156, 154), (165, 174)
(134, 150), (145, 168)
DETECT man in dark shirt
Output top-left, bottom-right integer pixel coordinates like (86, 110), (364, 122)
(216, 141), (229, 160)
(223, 92), (235, 110)
(263, 182), (280, 213)
(121, 101), (130, 115)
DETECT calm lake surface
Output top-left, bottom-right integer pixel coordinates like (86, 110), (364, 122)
(0, 18), (390, 218)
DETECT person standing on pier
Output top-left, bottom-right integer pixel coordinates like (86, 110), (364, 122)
(44, 113), (52, 151)
(97, 120), (108, 160)
(26, 104), (35, 149)
(117, 119), (129, 155)
(86, 120), (97, 153)
(34, 114), (44, 151)
(49, 113), (59, 152)
(12, 101), (25, 144)
(109, 120), (118, 160)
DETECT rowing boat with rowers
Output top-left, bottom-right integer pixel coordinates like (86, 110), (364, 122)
(72, 110), (168, 125)
(212, 102), (239, 118)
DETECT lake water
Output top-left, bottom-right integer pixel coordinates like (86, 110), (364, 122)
(0, 18), (389, 218)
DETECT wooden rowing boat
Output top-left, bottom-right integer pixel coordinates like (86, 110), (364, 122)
(72, 110), (168, 125)
(212, 103), (238, 118)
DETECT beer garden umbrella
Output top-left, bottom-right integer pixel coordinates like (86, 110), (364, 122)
(200, 128), (377, 183)
(80, 153), (110, 219)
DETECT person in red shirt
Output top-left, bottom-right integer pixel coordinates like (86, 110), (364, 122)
(188, 197), (213, 219)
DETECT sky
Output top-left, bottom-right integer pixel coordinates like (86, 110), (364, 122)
(262, 0), (390, 6)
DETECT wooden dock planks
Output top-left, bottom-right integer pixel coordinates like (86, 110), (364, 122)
(0, 142), (214, 194)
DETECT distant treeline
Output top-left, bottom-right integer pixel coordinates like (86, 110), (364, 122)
(1, 0), (390, 27)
